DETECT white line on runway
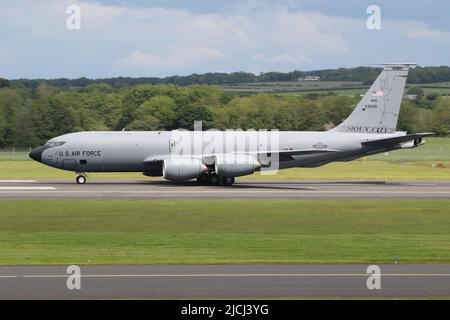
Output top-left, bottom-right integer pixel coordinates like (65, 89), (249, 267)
(0, 187), (56, 190)
(2, 273), (450, 279)
(0, 180), (36, 183)
(0, 190), (448, 194)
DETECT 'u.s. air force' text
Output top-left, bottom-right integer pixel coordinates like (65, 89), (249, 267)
(59, 150), (102, 157)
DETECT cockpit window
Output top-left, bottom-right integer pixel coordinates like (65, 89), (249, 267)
(45, 141), (65, 147)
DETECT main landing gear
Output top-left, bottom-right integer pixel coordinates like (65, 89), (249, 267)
(197, 173), (235, 186)
(221, 176), (235, 186)
(76, 174), (87, 184)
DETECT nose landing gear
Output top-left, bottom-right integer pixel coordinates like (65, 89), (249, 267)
(76, 174), (87, 184)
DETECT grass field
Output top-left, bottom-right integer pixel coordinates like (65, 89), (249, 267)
(277, 88), (366, 96)
(0, 160), (448, 180)
(0, 199), (449, 265)
(251, 161), (450, 180)
(369, 137), (450, 161)
(221, 80), (450, 96)
(0, 148), (31, 161)
(222, 81), (367, 96)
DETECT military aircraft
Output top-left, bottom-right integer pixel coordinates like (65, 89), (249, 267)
(29, 63), (433, 185)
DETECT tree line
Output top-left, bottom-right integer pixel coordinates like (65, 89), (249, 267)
(3, 66), (450, 90)
(0, 83), (448, 148)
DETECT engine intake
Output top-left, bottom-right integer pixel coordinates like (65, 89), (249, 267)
(163, 158), (207, 181)
(215, 154), (261, 177)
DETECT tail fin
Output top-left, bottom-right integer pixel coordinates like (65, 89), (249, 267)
(331, 63), (415, 134)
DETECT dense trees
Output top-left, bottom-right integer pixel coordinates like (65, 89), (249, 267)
(0, 83), (448, 148)
(128, 96), (177, 130)
(0, 78), (10, 88)
(431, 97), (450, 134)
(406, 86), (425, 98)
(0, 88), (24, 146)
(9, 66), (450, 89)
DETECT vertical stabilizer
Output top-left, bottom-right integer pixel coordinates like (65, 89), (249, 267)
(331, 63), (415, 133)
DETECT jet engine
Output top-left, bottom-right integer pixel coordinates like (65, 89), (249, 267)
(215, 154), (261, 177)
(163, 158), (207, 181)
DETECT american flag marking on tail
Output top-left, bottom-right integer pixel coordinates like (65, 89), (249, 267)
(372, 90), (383, 97)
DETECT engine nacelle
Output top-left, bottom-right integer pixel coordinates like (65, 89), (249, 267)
(163, 158), (207, 181)
(215, 154), (261, 177)
(400, 141), (415, 149)
(401, 138), (424, 149)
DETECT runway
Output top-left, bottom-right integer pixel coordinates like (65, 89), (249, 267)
(0, 179), (449, 199)
(1, 264), (450, 299)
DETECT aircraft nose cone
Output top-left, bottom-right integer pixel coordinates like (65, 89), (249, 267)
(29, 146), (45, 162)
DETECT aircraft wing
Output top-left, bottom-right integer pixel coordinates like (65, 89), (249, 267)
(244, 148), (339, 162)
(361, 132), (435, 147)
(143, 155), (170, 163)
(143, 148), (339, 164)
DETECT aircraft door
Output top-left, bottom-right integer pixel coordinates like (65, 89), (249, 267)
(62, 159), (77, 171)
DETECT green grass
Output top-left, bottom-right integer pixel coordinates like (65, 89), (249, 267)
(221, 81), (450, 96)
(222, 81), (366, 96)
(370, 137), (450, 161)
(0, 148), (31, 161)
(0, 160), (146, 180)
(421, 87), (450, 95)
(0, 160), (448, 180)
(277, 88), (366, 96)
(1, 199), (450, 265)
(248, 160), (450, 180)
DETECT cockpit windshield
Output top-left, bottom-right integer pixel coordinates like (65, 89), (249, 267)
(45, 141), (65, 147)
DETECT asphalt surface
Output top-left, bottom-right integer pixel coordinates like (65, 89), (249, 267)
(0, 179), (449, 199)
(1, 180), (448, 299)
(0, 264), (449, 299)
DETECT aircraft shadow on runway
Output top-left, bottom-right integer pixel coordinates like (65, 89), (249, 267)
(35, 179), (414, 190)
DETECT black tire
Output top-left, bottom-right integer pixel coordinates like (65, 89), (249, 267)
(208, 174), (220, 185)
(197, 173), (209, 185)
(76, 175), (87, 184)
(221, 177), (235, 186)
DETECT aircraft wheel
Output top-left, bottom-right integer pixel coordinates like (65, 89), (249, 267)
(76, 175), (87, 185)
(221, 177), (235, 186)
(197, 173), (209, 185)
(208, 174), (220, 185)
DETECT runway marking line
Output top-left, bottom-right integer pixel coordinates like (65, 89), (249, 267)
(0, 184), (449, 198)
(0, 187), (450, 194)
(0, 180), (36, 183)
(2, 273), (450, 279)
(0, 187), (56, 190)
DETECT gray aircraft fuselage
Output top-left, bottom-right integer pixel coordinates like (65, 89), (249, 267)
(30, 130), (407, 174)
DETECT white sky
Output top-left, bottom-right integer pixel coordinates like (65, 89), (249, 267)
(0, 0), (449, 79)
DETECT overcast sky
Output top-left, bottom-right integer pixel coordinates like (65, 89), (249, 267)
(0, 0), (449, 79)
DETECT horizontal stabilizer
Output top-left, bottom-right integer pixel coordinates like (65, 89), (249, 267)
(361, 132), (435, 147)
